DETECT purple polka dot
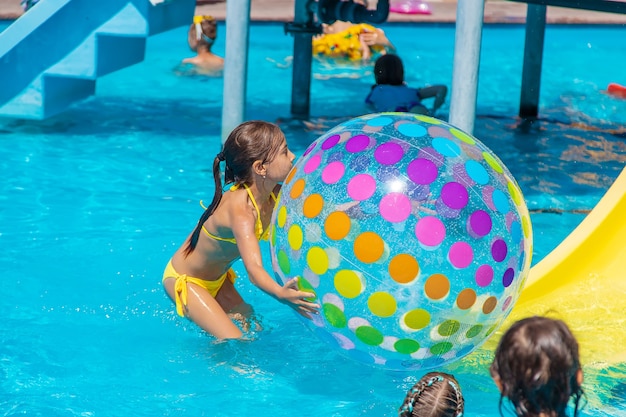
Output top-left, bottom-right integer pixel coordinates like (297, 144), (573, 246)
(415, 216), (446, 248)
(321, 161), (345, 184)
(441, 182), (469, 210)
(448, 242), (473, 269)
(345, 134), (370, 153)
(347, 174), (376, 201)
(491, 239), (508, 262)
(374, 142), (404, 165)
(321, 134), (340, 150)
(418, 147), (445, 167)
(350, 154), (370, 172)
(380, 193), (411, 223)
(475, 265), (494, 287)
(303, 142), (316, 157)
(502, 268), (515, 287)
(303, 154), (321, 174)
(468, 210), (492, 237)
(407, 158), (438, 185)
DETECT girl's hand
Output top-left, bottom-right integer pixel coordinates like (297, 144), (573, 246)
(279, 277), (320, 319)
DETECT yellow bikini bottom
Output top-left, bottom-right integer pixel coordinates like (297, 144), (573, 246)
(162, 260), (237, 317)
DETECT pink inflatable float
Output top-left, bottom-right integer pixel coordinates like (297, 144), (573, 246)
(390, 0), (432, 15)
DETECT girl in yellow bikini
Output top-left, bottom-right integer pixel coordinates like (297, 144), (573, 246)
(162, 121), (319, 339)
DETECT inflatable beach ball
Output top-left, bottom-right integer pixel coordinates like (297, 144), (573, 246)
(269, 113), (533, 370)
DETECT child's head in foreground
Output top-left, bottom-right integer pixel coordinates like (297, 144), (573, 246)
(490, 316), (584, 417)
(399, 372), (464, 417)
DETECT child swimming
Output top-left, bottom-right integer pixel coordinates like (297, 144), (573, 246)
(162, 120), (319, 338)
(490, 316), (585, 417)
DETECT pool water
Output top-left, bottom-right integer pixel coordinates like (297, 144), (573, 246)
(1, 21), (626, 416)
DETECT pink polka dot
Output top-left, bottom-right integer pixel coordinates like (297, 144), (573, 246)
(304, 154), (321, 174)
(482, 186), (496, 211)
(374, 142), (404, 165)
(502, 296), (512, 311)
(347, 174), (376, 201)
(379, 193), (411, 223)
(448, 242), (473, 269)
(428, 126), (454, 139)
(321, 161), (345, 184)
(415, 216), (446, 248)
(475, 264), (494, 287)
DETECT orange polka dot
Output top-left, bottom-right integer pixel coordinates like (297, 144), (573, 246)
(325, 211), (351, 240)
(290, 178), (306, 199)
(303, 194), (324, 218)
(285, 168), (297, 185)
(424, 274), (450, 300)
(389, 254), (419, 284)
(353, 232), (384, 264)
(456, 288), (477, 310)
(483, 296), (498, 314)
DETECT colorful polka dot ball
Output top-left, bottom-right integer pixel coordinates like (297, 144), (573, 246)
(270, 113), (533, 370)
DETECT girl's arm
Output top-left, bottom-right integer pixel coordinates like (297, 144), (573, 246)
(230, 204), (319, 317)
(417, 85), (448, 114)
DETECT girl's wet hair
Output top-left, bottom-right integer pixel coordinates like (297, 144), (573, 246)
(374, 53), (404, 86)
(187, 15), (217, 52)
(490, 316), (584, 417)
(183, 121), (286, 256)
(399, 372), (464, 417)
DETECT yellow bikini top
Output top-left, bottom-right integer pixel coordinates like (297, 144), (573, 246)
(201, 183), (278, 244)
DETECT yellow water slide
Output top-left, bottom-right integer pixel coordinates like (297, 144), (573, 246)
(489, 166), (626, 368)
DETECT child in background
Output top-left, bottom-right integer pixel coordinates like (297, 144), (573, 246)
(162, 121), (319, 339)
(490, 316), (585, 417)
(181, 15), (224, 76)
(366, 54), (447, 116)
(399, 372), (465, 417)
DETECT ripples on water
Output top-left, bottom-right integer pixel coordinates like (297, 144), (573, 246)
(0, 22), (625, 417)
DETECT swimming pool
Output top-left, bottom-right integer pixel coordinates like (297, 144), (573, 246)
(1, 21), (625, 416)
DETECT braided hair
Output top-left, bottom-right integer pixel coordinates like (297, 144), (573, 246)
(399, 372), (464, 417)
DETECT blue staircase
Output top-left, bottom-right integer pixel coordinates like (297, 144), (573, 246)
(0, 0), (195, 119)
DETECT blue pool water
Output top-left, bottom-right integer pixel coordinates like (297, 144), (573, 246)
(1, 21), (626, 416)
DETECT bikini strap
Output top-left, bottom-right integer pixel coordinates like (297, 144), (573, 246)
(230, 183), (264, 239)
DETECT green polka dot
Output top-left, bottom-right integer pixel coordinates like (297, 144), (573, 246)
(415, 114), (442, 125)
(438, 320), (461, 337)
(450, 127), (476, 144)
(483, 152), (503, 174)
(323, 303), (346, 328)
(508, 181), (522, 206)
(485, 324), (498, 337)
(277, 250), (290, 275)
(394, 339), (420, 354)
(297, 277), (317, 302)
(404, 309), (430, 330)
(430, 342), (453, 355)
(355, 326), (384, 346)
(466, 324), (483, 339)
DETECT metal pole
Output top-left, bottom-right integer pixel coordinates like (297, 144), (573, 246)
(221, 0), (251, 143)
(290, 0), (314, 119)
(519, 4), (547, 119)
(448, 0), (485, 135)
